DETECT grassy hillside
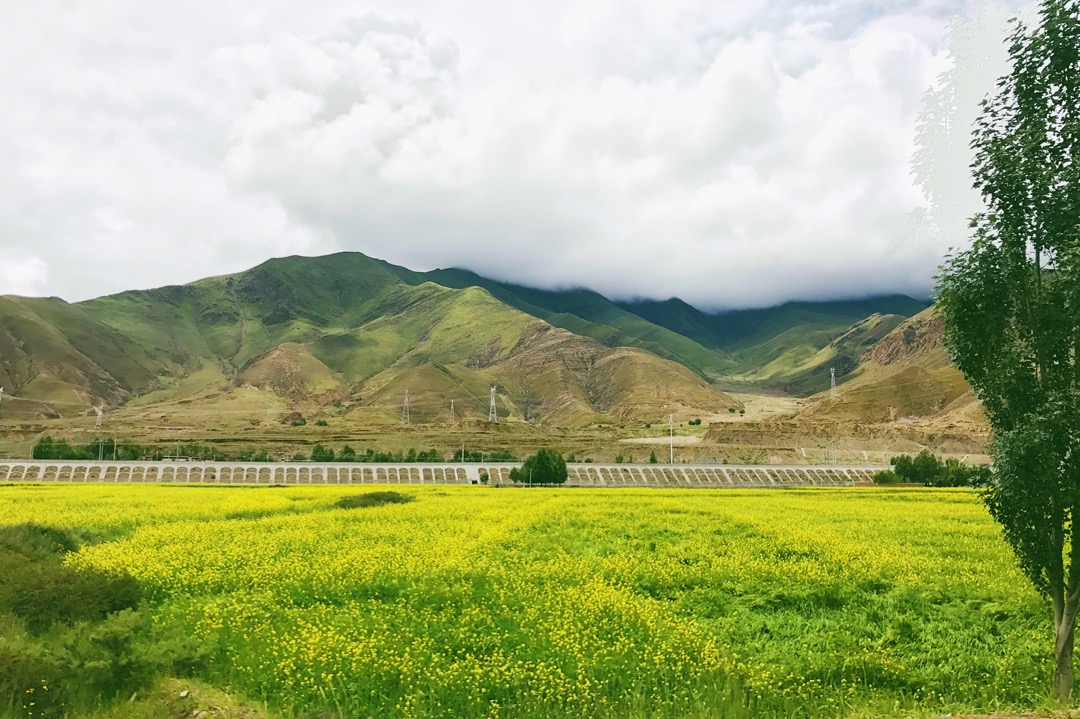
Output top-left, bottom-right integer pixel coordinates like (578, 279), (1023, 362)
(378, 263), (735, 378)
(1, 253), (737, 427)
(1, 250), (942, 438)
(619, 295), (930, 392)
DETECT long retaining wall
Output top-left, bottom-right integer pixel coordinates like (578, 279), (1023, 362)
(0, 461), (881, 488)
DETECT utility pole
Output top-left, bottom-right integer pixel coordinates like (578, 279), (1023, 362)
(0, 387), (4, 420)
(401, 389), (410, 425)
(830, 367), (837, 399)
(488, 386), (498, 423)
(669, 414), (674, 465)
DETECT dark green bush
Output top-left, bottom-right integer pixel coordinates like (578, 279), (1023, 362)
(0, 610), (208, 719)
(0, 524), (203, 719)
(509, 449), (568, 485)
(872, 469), (903, 485)
(310, 444), (335, 462)
(335, 492), (415, 509)
(0, 525), (141, 632)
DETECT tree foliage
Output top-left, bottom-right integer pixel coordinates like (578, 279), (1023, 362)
(509, 449), (568, 485)
(873, 450), (983, 487)
(936, 0), (1080, 700)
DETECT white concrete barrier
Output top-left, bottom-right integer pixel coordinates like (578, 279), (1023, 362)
(0, 461), (882, 487)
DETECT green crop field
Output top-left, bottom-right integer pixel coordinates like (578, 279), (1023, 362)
(0, 485), (1058, 719)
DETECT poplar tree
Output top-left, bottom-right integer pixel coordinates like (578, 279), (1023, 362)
(937, 0), (1080, 700)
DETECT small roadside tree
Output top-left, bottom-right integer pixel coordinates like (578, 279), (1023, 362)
(937, 0), (1080, 701)
(509, 449), (568, 485)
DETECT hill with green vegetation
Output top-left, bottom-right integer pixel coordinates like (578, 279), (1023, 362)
(0, 251), (938, 429)
(611, 295), (930, 395)
(376, 263), (734, 378)
(0, 253), (737, 425)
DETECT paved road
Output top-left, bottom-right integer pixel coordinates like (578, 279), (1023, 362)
(0, 461), (882, 487)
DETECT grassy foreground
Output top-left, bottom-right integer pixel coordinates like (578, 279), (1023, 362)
(0, 485), (1059, 718)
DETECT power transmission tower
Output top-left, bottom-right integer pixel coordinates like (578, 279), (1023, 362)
(401, 389), (410, 425)
(451, 399), (455, 422)
(830, 367), (837, 399)
(488, 386), (498, 423)
(94, 405), (104, 428)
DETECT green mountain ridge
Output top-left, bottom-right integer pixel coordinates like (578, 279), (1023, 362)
(0, 251), (931, 425)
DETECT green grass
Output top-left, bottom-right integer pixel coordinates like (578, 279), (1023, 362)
(0, 485), (1062, 719)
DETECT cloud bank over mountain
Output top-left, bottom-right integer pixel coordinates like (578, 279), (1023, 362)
(0, 0), (1028, 308)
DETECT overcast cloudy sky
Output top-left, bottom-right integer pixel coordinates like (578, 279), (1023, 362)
(0, 0), (1029, 309)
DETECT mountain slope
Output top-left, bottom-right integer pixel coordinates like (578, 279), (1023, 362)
(378, 263), (733, 378)
(1, 253), (738, 424)
(798, 307), (981, 427)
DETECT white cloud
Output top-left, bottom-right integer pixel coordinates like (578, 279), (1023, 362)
(0, 255), (49, 297)
(0, 0), (1036, 308)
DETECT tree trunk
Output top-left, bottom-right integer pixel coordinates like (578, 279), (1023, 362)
(1056, 615), (1075, 702)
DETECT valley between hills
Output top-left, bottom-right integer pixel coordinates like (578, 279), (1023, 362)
(0, 252), (987, 463)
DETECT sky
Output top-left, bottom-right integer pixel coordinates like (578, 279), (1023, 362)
(0, 0), (1031, 310)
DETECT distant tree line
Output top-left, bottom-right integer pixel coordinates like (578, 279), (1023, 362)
(873, 450), (984, 487)
(29, 437), (520, 464)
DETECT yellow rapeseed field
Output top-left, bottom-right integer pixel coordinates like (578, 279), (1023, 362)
(0, 485), (1053, 718)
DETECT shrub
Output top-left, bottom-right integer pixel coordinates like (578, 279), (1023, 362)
(509, 449), (568, 485)
(291, 418), (307, 427)
(315, 419), (329, 427)
(0, 524), (141, 632)
(335, 492), (415, 509)
(649, 451), (658, 464)
(310, 444), (335, 462)
(872, 469), (903, 485)
(0, 610), (208, 719)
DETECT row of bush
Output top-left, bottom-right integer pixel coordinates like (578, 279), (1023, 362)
(28, 437), (521, 464)
(873, 450), (986, 487)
